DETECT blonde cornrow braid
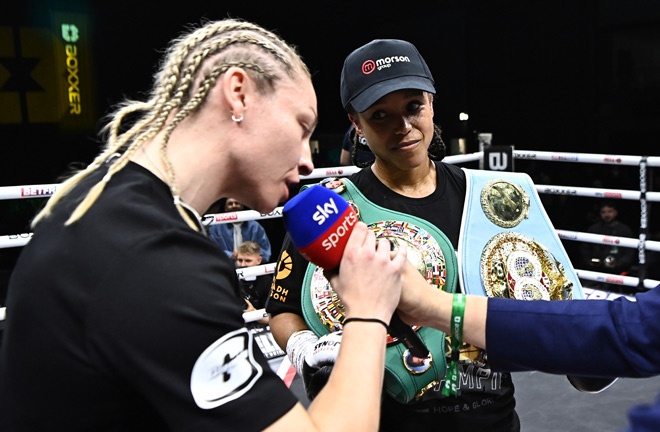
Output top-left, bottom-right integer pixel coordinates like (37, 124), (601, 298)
(103, 101), (167, 155)
(33, 18), (309, 230)
(171, 34), (283, 111)
(59, 102), (169, 226)
(103, 101), (154, 150)
(30, 162), (99, 227)
(31, 99), (163, 228)
(151, 20), (263, 105)
(61, 87), (187, 227)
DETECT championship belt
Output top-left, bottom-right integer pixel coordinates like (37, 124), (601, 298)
(459, 169), (621, 393)
(458, 169), (620, 393)
(458, 169), (583, 300)
(301, 177), (458, 404)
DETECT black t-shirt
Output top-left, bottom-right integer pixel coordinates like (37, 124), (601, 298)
(268, 162), (519, 432)
(0, 162), (297, 431)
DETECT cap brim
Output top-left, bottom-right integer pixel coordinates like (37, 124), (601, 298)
(349, 76), (435, 113)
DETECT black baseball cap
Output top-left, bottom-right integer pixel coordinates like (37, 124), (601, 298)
(340, 39), (435, 113)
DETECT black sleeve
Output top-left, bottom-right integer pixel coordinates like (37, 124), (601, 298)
(266, 234), (310, 318)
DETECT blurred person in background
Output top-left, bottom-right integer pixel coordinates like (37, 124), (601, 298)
(208, 197), (272, 263)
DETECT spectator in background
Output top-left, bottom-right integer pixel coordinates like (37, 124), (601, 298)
(339, 124), (376, 166)
(208, 197), (272, 262)
(236, 240), (272, 326)
(581, 200), (636, 279)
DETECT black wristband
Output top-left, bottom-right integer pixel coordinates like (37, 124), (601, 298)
(343, 317), (389, 330)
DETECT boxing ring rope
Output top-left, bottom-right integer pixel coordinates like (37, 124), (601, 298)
(1, 150), (659, 322)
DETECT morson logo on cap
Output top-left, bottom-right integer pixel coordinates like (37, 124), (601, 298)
(361, 55), (412, 75)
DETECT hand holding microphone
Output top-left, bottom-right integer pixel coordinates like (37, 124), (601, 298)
(283, 185), (428, 357)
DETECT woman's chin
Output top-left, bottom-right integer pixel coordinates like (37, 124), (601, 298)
(254, 195), (285, 215)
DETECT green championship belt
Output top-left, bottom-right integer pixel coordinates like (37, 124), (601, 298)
(301, 177), (458, 404)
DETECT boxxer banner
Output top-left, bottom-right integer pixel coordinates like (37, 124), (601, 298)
(0, 12), (95, 130)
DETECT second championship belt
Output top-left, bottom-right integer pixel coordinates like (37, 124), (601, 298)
(458, 168), (583, 300)
(459, 169), (618, 392)
(301, 177), (458, 404)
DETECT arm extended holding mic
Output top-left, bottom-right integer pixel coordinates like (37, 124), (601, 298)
(282, 184), (430, 358)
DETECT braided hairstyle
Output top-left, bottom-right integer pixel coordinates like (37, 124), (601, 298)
(32, 18), (310, 231)
(348, 123), (446, 168)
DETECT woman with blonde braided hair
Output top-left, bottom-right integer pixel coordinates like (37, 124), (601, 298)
(0, 19), (407, 431)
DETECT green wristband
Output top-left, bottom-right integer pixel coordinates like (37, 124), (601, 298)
(442, 293), (465, 397)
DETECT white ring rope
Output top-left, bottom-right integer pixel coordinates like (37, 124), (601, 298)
(0, 154), (478, 201)
(2, 148), (659, 322)
(556, 230), (660, 252)
(513, 150), (660, 167)
(236, 263), (277, 280)
(536, 184), (660, 202)
(0, 184), (59, 200)
(202, 208), (284, 226)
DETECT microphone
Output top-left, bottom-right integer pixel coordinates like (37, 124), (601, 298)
(282, 185), (359, 270)
(282, 185), (430, 358)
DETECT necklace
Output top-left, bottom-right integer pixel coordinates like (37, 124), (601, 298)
(173, 195), (205, 232)
(140, 146), (204, 233)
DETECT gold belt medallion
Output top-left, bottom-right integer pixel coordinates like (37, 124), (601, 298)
(480, 179), (530, 228)
(480, 232), (574, 300)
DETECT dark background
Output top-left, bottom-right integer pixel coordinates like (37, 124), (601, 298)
(1, 0), (659, 285)
(3, 1), (659, 180)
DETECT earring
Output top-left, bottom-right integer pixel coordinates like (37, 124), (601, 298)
(231, 113), (243, 123)
(359, 137), (367, 145)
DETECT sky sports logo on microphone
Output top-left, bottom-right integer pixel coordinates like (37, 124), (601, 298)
(313, 198), (359, 251)
(282, 185), (358, 269)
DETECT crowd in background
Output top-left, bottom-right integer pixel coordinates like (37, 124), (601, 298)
(0, 135), (658, 307)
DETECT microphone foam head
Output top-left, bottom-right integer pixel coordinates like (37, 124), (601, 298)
(282, 185), (358, 269)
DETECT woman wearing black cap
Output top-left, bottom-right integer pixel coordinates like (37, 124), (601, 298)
(269, 39), (520, 431)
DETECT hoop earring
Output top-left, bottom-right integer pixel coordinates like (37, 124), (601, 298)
(231, 113), (243, 123)
(359, 137), (367, 145)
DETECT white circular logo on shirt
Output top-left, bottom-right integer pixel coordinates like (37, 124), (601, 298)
(190, 328), (263, 409)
